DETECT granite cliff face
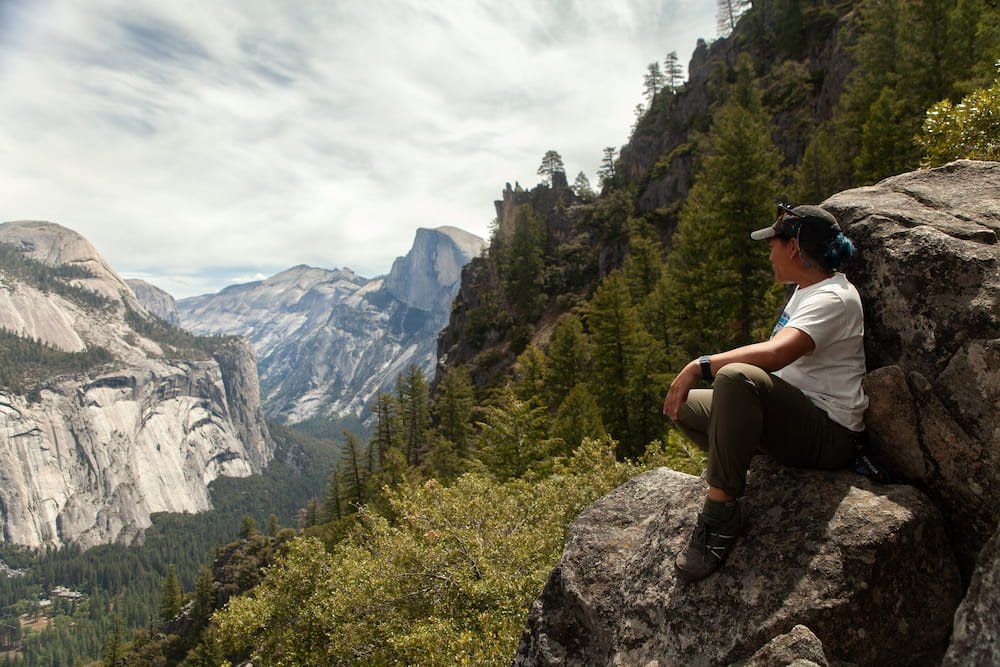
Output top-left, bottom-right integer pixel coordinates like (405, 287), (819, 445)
(127, 278), (180, 326)
(515, 162), (1000, 663)
(0, 221), (273, 549)
(178, 226), (484, 423)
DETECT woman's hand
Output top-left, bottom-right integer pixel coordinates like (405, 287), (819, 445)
(663, 360), (701, 422)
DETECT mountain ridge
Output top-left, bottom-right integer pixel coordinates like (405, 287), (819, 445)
(177, 225), (485, 423)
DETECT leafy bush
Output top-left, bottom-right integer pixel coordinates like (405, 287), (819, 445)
(918, 71), (1000, 166)
(213, 436), (701, 665)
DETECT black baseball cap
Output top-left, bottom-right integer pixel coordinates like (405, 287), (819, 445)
(751, 203), (841, 245)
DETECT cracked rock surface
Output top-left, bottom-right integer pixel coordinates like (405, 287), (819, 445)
(0, 221), (272, 549)
(826, 160), (1000, 571)
(514, 461), (961, 666)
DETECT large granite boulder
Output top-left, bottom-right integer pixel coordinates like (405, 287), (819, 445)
(825, 160), (1000, 571)
(943, 521), (1000, 665)
(514, 460), (961, 666)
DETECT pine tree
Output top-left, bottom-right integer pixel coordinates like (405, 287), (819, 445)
(794, 123), (851, 203)
(158, 565), (182, 623)
(504, 205), (546, 324)
(855, 86), (918, 182)
(323, 468), (343, 522)
(660, 55), (782, 362)
(597, 147), (618, 188)
(664, 51), (684, 92)
(717, 0), (750, 37)
(544, 313), (592, 408)
(536, 150), (565, 185)
(372, 391), (400, 468)
(397, 365), (430, 466)
(191, 565), (215, 624)
(622, 220), (663, 305)
(474, 388), (558, 481)
(572, 171), (595, 200)
(587, 270), (667, 457)
(305, 498), (320, 527)
(643, 62), (665, 103)
(549, 383), (606, 454)
(239, 514), (257, 539)
(512, 345), (548, 405)
(267, 513), (280, 537)
(435, 365), (475, 459)
(340, 430), (368, 507)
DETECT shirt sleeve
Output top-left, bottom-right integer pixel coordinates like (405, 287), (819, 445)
(783, 289), (847, 351)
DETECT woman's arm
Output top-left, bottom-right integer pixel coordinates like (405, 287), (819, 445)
(662, 327), (815, 420)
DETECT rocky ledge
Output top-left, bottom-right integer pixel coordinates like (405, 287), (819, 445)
(514, 459), (961, 665)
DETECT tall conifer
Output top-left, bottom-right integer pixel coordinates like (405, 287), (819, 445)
(544, 313), (592, 408)
(158, 565), (182, 623)
(660, 54), (782, 362)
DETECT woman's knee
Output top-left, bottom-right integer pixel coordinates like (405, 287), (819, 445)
(714, 363), (768, 389)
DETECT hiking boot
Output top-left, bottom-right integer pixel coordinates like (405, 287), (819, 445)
(675, 500), (747, 582)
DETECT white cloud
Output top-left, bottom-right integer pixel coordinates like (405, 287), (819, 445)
(0, 0), (716, 298)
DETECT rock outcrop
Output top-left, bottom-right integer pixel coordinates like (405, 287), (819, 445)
(514, 460), (961, 665)
(178, 227), (484, 423)
(0, 221), (273, 548)
(127, 278), (180, 326)
(384, 226), (485, 313)
(741, 625), (829, 667)
(943, 521), (1000, 665)
(826, 160), (1000, 571)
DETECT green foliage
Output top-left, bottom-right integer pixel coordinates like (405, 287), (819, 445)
(586, 271), (668, 458)
(435, 365), (475, 460)
(854, 85), (920, 182)
(536, 150), (565, 184)
(511, 345), (547, 404)
(660, 55), (782, 362)
(622, 220), (664, 305)
(918, 71), (1000, 166)
(397, 365), (431, 466)
(214, 437), (651, 665)
(474, 388), (560, 481)
(643, 62), (665, 103)
(836, 0), (1000, 184)
(794, 123), (852, 203)
(0, 242), (113, 311)
(549, 383), (606, 454)
(238, 515), (258, 540)
(504, 205), (547, 324)
(0, 328), (113, 395)
(543, 313), (592, 408)
(597, 146), (619, 189)
(122, 304), (235, 361)
(158, 565), (182, 623)
(572, 171), (596, 200)
(664, 51), (684, 92)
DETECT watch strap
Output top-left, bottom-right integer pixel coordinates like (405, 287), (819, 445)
(699, 355), (713, 382)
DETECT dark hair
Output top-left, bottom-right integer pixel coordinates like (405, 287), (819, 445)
(798, 233), (856, 272)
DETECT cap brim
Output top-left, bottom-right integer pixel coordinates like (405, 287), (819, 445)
(750, 226), (776, 240)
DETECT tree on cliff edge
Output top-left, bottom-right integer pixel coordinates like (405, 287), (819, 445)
(537, 150), (565, 185)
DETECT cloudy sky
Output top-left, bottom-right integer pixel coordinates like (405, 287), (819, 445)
(0, 0), (716, 298)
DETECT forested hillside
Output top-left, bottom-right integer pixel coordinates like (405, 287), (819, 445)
(114, 0), (1000, 663)
(0, 425), (337, 666)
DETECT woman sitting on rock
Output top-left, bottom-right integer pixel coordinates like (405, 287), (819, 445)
(662, 203), (868, 582)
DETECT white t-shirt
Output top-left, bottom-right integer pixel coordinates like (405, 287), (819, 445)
(771, 273), (869, 432)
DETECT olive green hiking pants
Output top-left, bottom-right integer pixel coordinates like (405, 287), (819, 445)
(676, 363), (856, 498)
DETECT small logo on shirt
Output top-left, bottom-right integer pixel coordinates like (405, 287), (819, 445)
(771, 312), (789, 338)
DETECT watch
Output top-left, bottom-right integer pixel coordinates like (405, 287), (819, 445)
(699, 355), (713, 382)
